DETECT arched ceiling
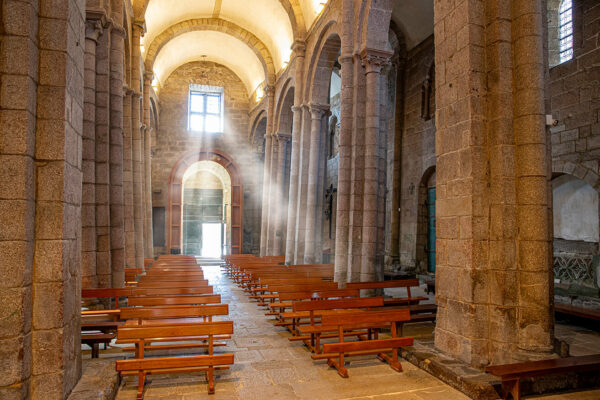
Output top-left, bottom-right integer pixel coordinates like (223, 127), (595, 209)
(392, 0), (433, 50)
(153, 31), (264, 94)
(143, 0), (297, 72)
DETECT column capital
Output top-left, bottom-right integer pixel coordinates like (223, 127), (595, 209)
(85, 19), (104, 42)
(309, 103), (330, 120)
(276, 132), (292, 142)
(123, 86), (133, 96)
(292, 40), (306, 57)
(359, 48), (394, 74)
(265, 84), (276, 96)
(339, 53), (354, 65)
(133, 20), (146, 35)
(144, 72), (153, 82)
(291, 105), (303, 113)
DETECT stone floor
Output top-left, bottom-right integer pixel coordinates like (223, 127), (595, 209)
(95, 265), (600, 399)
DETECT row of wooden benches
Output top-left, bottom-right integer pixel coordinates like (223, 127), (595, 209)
(223, 254), (600, 400)
(223, 254), (431, 377)
(82, 255), (235, 399)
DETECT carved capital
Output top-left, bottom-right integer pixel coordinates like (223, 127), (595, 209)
(144, 72), (154, 83)
(292, 40), (306, 58)
(276, 132), (292, 142)
(359, 48), (394, 74)
(85, 19), (103, 42)
(291, 105), (303, 113)
(309, 103), (330, 120)
(265, 85), (276, 96)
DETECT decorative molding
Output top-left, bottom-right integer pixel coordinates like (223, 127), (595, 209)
(359, 48), (394, 74)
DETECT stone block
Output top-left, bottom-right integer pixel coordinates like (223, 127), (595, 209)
(0, 287), (32, 337)
(32, 282), (64, 330)
(0, 335), (31, 387)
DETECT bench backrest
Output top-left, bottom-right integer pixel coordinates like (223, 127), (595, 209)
(266, 282), (338, 293)
(278, 289), (360, 301)
(293, 296), (384, 312)
(257, 278), (326, 286)
(346, 279), (419, 290)
(136, 281), (209, 288)
(120, 304), (228, 320)
(138, 276), (207, 283)
(320, 309), (410, 327)
(132, 286), (213, 296)
(128, 294), (221, 306)
(116, 354), (234, 372)
(118, 322), (234, 342)
(82, 288), (132, 298)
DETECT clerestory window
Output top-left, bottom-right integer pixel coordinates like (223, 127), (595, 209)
(188, 85), (224, 133)
(559, 0), (574, 63)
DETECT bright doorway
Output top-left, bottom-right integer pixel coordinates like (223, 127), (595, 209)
(202, 223), (223, 257)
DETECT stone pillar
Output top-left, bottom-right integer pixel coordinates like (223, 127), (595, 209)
(334, 37), (354, 282)
(260, 133), (273, 256)
(33, 0), (85, 395)
(82, 20), (102, 287)
(273, 133), (291, 255)
(303, 105), (328, 263)
(95, 25), (112, 288)
(123, 89), (135, 268)
(359, 49), (391, 281)
(109, 24), (125, 288)
(267, 132), (281, 255)
(294, 105), (312, 263)
(143, 74), (154, 259)
(285, 41), (306, 263)
(433, 0), (552, 367)
(131, 25), (144, 268)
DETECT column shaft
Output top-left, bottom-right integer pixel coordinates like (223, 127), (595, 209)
(294, 106), (312, 263)
(273, 134), (291, 255)
(132, 25), (144, 266)
(123, 90), (135, 267)
(260, 134), (273, 256)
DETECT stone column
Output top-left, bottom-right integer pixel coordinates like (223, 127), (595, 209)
(131, 25), (144, 268)
(433, 0), (552, 367)
(266, 132), (280, 255)
(82, 20), (102, 287)
(358, 49), (391, 281)
(273, 133), (291, 255)
(303, 104), (328, 263)
(109, 24), (125, 288)
(294, 105), (312, 263)
(143, 74), (154, 258)
(260, 133), (273, 256)
(334, 37), (354, 282)
(123, 88), (135, 268)
(95, 24), (112, 288)
(32, 0), (86, 395)
(285, 41), (306, 263)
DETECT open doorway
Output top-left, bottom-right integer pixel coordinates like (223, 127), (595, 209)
(181, 161), (232, 256)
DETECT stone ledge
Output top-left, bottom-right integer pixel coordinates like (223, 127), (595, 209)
(67, 359), (120, 400)
(401, 339), (600, 400)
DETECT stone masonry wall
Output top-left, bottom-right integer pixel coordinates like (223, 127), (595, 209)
(151, 61), (262, 256)
(549, 0), (600, 185)
(398, 36), (436, 273)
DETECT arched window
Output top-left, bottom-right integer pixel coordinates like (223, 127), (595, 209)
(559, 0), (574, 63)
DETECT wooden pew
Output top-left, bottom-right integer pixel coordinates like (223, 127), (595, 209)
(555, 303), (600, 321)
(116, 322), (234, 398)
(346, 279), (428, 306)
(132, 287), (213, 296)
(118, 304), (231, 351)
(291, 297), (385, 352)
(256, 282), (339, 305)
(485, 354), (600, 400)
(82, 333), (116, 358)
(136, 281), (210, 288)
(315, 309), (413, 377)
(125, 268), (143, 285)
(128, 294), (221, 307)
(268, 289), (360, 318)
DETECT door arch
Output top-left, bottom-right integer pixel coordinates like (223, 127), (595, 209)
(167, 150), (243, 254)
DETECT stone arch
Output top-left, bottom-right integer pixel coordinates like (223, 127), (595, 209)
(416, 165), (436, 274)
(275, 79), (295, 134)
(305, 22), (341, 104)
(145, 18), (276, 84)
(278, 0), (307, 39)
(250, 111), (268, 154)
(553, 161), (600, 191)
(359, 0), (394, 52)
(167, 150), (244, 254)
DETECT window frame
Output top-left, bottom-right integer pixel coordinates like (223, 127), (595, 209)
(188, 85), (225, 134)
(558, 0), (574, 64)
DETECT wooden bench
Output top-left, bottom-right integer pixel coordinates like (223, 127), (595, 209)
(257, 282), (339, 305)
(136, 281), (210, 288)
(291, 297), (385, 352)
(125, 268), (143, 285)
(82, 333), (116, 358)
(554, 303), (600, 321)
(268, 289), (360, 321)
(127, 294), (221, 307)
(485, 354), (600, 400)
(132, 287), (213, 296)
(315, 309), (413, 378)
(346, 279), (427, 305)
(119, 304), (230, 351)
(116, 322), (234, 398)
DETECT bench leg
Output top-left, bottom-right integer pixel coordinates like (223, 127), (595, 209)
(207, 366), (215, 394)
(501, 379), (520, 400)
(137, 372), (146, 400)
(92, 343), (99, 359)
(327, 354), (349, 378)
